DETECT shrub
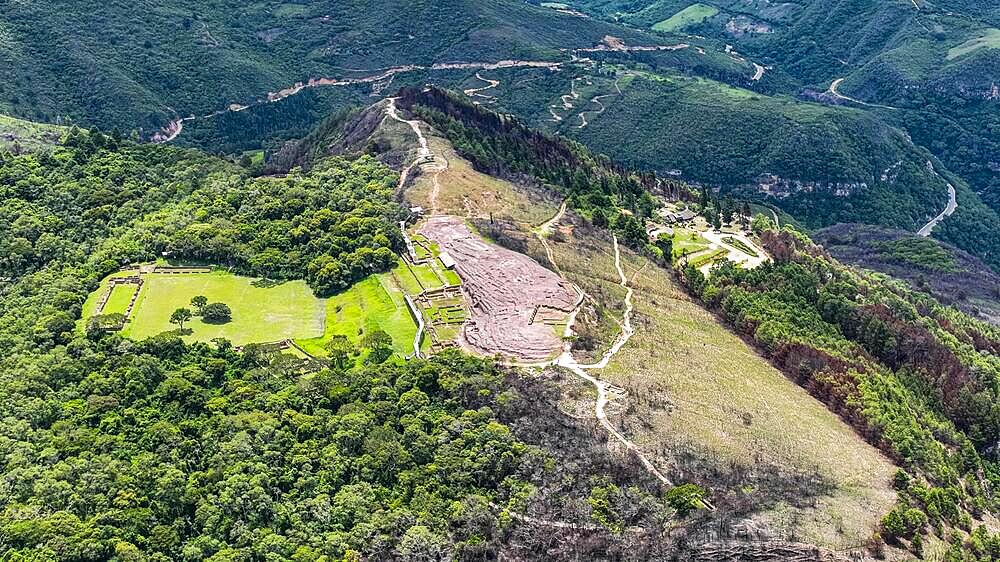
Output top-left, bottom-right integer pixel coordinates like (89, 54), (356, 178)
(201, 303), (232, 324)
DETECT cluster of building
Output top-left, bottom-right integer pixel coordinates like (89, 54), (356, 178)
(656, 208), (698, 224)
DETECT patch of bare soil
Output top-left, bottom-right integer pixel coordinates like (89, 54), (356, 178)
(420, 215), (577, 362)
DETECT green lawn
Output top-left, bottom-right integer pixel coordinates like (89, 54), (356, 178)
(125, 271), (325, 345)
(441, 268), (461, 286)
(652, 3), (719, 32)
(689, 248), (727, 268)
(296, 273), (418, 358)
(85, 258), (436, 358)
(102, 284), (138, 315)
(722, 236), (758, 258)
(947, 28), (1000, 60)
(672, 228), (711, 260)
(411, 261), (445, 290)
(392, 261), (425, 296)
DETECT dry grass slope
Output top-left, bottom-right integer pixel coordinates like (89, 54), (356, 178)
(600, 249), (896, 550)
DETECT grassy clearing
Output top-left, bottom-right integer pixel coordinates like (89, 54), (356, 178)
(101, 284), (138, 315)
(274, 3), (309, 18)
(0, 114), (66, 152)
(652, 3), (719, 32)
(440, 268), (461, 286)
(296, 273), (417, 358)
(411, 260), (445, 290)
(947, 28), (1000, 60)
(123, 271), (324, 345)
(671, 228), (711, 259)
(602, 251), (896, 550)
(392, 261), (425, 296)
(688, 247), (727, 268)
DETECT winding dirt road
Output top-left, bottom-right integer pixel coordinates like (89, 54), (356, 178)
(529, 204), (673, 486)
(385, 97), (448, 213)
(152, 59), (563, 143)
(918, 161), (959, 237)
(828, 78), (897, 110)
(463, 72), (500, 103)
(556, 237), (672, 486)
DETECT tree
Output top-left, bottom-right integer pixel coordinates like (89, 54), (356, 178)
(201, 303), (232, 324)
(170, 308), (193, 331)
(655, 233), (673, 264)
(362, 329), (393, 351)
(191, 295), (208, 313)
(362, 329), (393, 365)
(751, 213), (774, 234)
(87, 313), (125, 336)
(665, 483), (708, 516)
(325, 335), (357, 369)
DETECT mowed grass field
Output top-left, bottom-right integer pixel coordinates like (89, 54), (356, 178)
(125, 271), (325, 345)
(652, 3), (719, 32)
(602, 250), (896, 550)
(85, 262), (428, 357)
(296, 265), (420, 358)
(102, 284), (138, 315)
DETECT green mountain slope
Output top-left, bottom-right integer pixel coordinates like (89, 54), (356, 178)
(566, 0), (1000, 210)
(0, 0), (652, 132)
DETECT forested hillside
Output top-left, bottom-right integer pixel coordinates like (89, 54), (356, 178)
(682, 220), (1000, 558)
(0, 0), (651, 132)
(815, 223), (1000, 325)
(0, 127), (685, 560)
(564, 0), (1000, 214)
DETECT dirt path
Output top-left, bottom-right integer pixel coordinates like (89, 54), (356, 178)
(918, 161), (959, 237)
(530, 209), (672, 487)
(385, 97), (447, 213)
(751, 63), (766, 81)
(557, 237), (672, 486)
(535, 200), (569, 271)
(463, 72), (500, 103)
(828, 78), (897, 110)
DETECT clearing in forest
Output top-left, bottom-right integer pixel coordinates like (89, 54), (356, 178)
(85, 266), (426, 356)
(652, 4), (720, 32)
(296, 266), (421, 358)
(947, 28), (1000, 60)
(101, 283), (139, 315)
(122, 271), (325, 345)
